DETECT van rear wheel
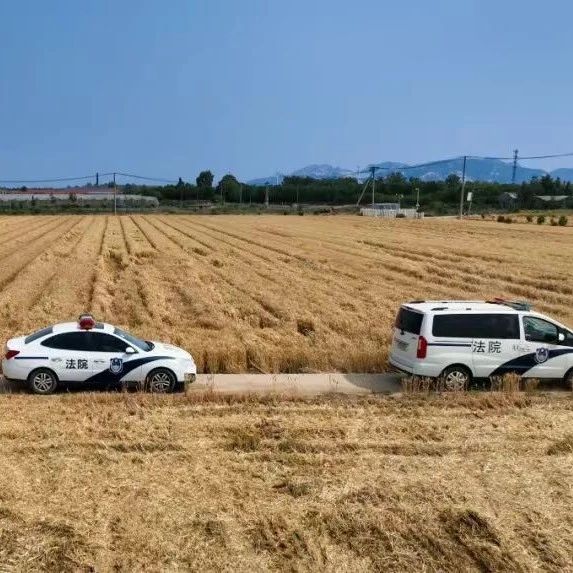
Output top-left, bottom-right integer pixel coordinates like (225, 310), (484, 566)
(441, 365), (471, 392)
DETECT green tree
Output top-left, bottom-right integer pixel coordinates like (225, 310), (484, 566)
(217, 174), (241, 203)
(196, 170), (214, 189)
(445, 173), (461, 188)
(540, 174), (555, 195)
(518, 182), (535, 209)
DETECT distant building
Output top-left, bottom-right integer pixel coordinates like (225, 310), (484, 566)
(360, 203), (422, 219)
(498, 192), (518, 210)
(0, 186), (158, 206)
(534, 195), (569, 207)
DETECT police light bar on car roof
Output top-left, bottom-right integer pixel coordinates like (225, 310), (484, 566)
(487, 298), (532, 311)
(78, 313), (96, 330)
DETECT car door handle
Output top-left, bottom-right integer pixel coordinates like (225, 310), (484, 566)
(51, 358), (62, 363)
(93, 359), (106, 364)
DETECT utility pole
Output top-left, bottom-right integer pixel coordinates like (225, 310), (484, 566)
(96, 172), (99, 187)
(371, 166), (376, 206)
(415, 187), (420, 212)
(113, 172), (117, 216)
(511, 149), (519, 184)
(458, 155), (467, 219)
(356, 166), (375, 207)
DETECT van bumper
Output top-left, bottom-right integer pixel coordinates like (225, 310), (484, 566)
(389, 356), (443, 378)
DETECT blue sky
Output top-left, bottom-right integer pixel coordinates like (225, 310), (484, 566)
(0, 0), (571, 183)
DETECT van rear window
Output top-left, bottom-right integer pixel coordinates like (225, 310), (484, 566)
(395, 308), (424, 335)
(432, 314), (519, 339)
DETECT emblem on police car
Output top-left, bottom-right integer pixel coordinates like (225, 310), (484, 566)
(110, 357), (123, 374)
(535, 347), (549, 364)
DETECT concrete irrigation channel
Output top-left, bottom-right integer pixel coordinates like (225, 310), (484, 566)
(191, 373), (405, 396)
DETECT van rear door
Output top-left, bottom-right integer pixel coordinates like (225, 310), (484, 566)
(391, 306), (424, 371)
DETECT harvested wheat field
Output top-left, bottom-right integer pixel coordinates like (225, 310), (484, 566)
(0, 214), (572, 372)
(0, 391), (572, 571)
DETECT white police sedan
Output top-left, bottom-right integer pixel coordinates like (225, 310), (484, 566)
(2, 314), (197, 394)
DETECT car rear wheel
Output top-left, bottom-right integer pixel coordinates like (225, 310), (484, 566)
(441, 365), (471, 392)
(28, 368), (58, 395)
(147, 368), (176, 393)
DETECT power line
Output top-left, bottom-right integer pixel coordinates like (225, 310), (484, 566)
(516, 151), (573, 160)
(3, 150), (573, 186)
(115, 172), (178, 184)
(0, 174), (105, 184)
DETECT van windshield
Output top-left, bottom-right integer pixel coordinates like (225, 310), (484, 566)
(395, 307), (423, 335)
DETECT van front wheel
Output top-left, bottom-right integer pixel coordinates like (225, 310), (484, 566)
(441, 365), (471, 392)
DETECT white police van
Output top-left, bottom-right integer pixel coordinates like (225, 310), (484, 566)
(389, 299), (573, 390)
(2, 314), (197, 394)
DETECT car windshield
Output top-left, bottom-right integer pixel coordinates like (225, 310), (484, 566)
(113, 327), (153, 351)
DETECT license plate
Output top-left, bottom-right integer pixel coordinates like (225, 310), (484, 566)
(396, 340), (408, 351)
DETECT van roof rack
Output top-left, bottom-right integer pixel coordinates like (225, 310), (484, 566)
(487, 298), (532, 311)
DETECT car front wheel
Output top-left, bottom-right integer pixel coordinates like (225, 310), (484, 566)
(28, 368), (58, 395)
(147, 368), (176, 393)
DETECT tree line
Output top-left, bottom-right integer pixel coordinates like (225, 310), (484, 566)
(122, 171), (572, 213)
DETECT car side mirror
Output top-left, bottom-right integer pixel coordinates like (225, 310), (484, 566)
(125, 346), (136, 354)
(559, 332), (565, 343)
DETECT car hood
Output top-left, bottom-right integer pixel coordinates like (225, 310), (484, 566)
(150, 342), (193, 361)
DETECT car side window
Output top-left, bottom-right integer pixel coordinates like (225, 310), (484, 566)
(41, 332), (91, 351)
(90, 333), (130, 353)
(523, 316), (559, 344)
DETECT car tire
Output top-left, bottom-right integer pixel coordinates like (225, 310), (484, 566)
(564, 369), (573, 390)
(28, 368), (58, 395)
(440, 365), (471, 392)
(146, 368), (176, 393)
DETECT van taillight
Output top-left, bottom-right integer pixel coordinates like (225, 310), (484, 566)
(416, 336), (428, 359)
(5, 350), (20, 360)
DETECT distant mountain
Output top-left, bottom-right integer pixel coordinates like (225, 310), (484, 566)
(247, 158), (572, 185)
(549, 168), (573, 182)
(374, 157), (545, 184)
(291, 164), (353, 179)
(247, 174), (285, 186)
(247, 164), (352, 186)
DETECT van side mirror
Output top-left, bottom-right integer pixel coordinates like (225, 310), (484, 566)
(125, 346), (136, 354)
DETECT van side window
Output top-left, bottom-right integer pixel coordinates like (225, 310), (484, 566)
(523, 316), (559, 343)
(432, 314), (519, 339)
